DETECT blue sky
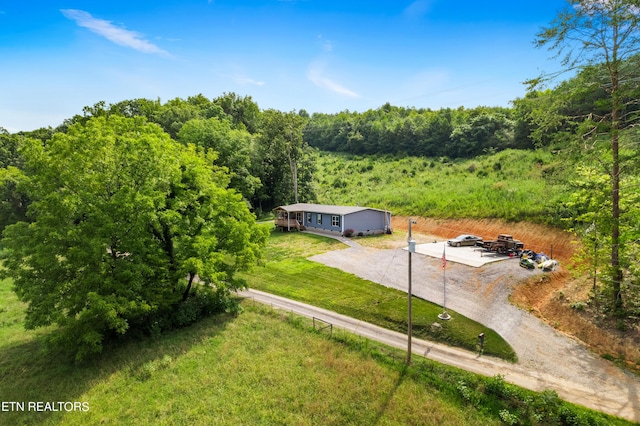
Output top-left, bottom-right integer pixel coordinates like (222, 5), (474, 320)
(1, 1), (569, 132)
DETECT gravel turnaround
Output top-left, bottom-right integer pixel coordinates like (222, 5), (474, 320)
(305, 241), (640, 422)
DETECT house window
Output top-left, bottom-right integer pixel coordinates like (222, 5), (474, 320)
(331, 215), (340, 227)
(317, 213), (322, 224)
(306, 213), (311, 223)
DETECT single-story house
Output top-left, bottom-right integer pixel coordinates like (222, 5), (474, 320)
(273, 203), (392, 236)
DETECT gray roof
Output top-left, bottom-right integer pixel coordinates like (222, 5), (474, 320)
(274, 203), (389, 216)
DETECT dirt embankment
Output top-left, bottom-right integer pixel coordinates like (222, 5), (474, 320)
(391, 216), (577, 263)
(392, 216), (640, 373)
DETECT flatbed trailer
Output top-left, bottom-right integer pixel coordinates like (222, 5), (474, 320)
(476, 234), (524, 255)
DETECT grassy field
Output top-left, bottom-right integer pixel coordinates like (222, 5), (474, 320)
(0, 276), (631, 425)
(241, 231), (516, 361)
(314, 149), (572, 226)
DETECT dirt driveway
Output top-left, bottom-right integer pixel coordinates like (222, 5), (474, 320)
(309, 238), (640, 421)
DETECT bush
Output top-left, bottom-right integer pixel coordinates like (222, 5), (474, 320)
(499, 409), (519, 425)
(173, 297), (201, 327)
(485, 374), (513, 399)
(570, 301), (586, 311)
(139, 286), (231, 337)
(344, 229), (355, 237)
(171, 286), (229, 327)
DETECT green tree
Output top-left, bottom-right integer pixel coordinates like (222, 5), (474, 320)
(448, 112), (515, 158)
(0, 129), (29, 233)
(0, 115), (267, 359)
(532, 0), (640, 314)
(151, 98), (203, 140)
(177, 117), (261, 202)
(213, 92), (261, 134)
(0, 167), (29, 234)
(256, 110), (313, 210)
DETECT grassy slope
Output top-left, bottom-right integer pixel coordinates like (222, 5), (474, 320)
(314, 149), (571, 225)
(0, 277), (630, 425)
(241, 231), (516, 361)
(0, 276), (496, 426)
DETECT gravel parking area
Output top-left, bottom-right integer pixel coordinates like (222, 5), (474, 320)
(412, 242), (513, 267)
(309, 238), (640, 418)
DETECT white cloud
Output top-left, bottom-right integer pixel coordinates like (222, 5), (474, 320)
(307, 61), (359, 98)
(233, 76), (265, 86)
(61, 9), (170, 56)
(223, 63), (265, 87)
(317, 34), (333, 52)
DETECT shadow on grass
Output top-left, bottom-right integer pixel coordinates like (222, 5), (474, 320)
(0, 312), (237, 425)
(373, 365), (407, 425)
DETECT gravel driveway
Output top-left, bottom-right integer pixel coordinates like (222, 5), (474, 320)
(309, 239), (640, 420)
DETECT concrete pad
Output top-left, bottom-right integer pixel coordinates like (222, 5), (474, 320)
(406, 242), (514, 268)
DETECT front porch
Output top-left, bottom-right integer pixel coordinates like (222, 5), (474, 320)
(274, 217), (304, 231)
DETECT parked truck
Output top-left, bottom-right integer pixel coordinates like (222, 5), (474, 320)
(477, 234), (524, 255)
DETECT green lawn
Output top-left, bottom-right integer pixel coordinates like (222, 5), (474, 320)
(241, 231), (516, 361)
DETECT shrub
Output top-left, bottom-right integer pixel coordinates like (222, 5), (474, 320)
(485, 374), (513, 398)
(499, 409), (519, 425)
(139, 285), (230, 336)
(172, 297), (201, 327)
(332, 178), (347, 188)
(569, 301), (586, 311)
(344, 229), (355, 237)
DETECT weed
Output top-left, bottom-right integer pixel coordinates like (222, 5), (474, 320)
(570, 301), (586, 311)
(485, 375), (513, 399)
(499, 409), (519, 425)
(136, 361), (157, 381)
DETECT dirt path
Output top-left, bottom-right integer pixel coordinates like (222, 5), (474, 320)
(306, 238), (640, 422)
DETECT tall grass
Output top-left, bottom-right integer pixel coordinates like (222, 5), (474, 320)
(314, 149), (572, 226)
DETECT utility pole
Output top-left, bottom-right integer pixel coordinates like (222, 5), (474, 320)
(407, 218), (416, 365)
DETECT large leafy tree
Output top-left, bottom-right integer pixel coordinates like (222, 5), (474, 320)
(213, 92), (261, 134)
(532, 0), (640, 314)
(256, 110), (314, 210)
(177, 117), (261, 202)
(0, 115), (267, 359)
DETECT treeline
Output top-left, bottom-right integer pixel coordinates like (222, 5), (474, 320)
(303, 103), (534, 158)
(2, 93), (315, 218)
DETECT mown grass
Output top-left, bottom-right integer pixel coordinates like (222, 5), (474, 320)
(0, 276), (631, 425)
(314, 149), (572, 226)
(241, 231), (517, 361)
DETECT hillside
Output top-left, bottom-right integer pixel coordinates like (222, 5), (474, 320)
(314, 149), (572, 226)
